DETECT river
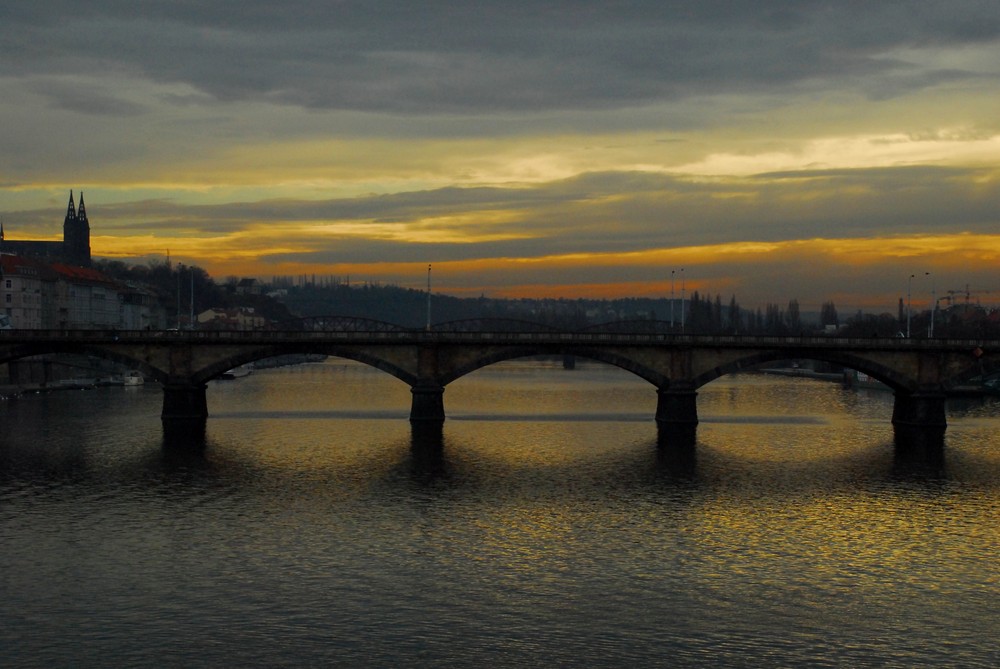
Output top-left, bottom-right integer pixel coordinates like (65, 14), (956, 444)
(1, 359), (998, 667)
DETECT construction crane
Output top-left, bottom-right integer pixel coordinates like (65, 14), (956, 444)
(929, 287), (990, 337)
(945, 284), (989, 307)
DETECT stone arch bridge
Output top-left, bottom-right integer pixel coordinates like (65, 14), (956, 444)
(1, 321), (997, 431)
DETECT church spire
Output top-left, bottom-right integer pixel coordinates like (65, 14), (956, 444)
(65, 190), (77, 223)
(62, 188), (91, 267)
(77, 192), (88, 223)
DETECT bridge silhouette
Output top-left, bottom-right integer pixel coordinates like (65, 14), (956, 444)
(2, 318), (997, 434)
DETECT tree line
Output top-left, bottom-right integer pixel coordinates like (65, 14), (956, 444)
(95, 260), (1000, 338)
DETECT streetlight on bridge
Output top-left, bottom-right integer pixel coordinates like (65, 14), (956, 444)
(906, 273), (914, 338)
(680, 268), (686, 332)
(927, 272), (935, 337)
(670, 270), (676, 328)
(426, 264), (432, 331)
(906, 272), (930, 338)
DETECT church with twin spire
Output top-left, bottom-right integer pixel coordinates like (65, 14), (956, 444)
(0, 191), (161, 330)
(2, 190), (92, 267)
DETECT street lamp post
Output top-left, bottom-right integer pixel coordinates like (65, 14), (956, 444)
(426, 264), (432, 331)
(906, 274), (914, 338)
(189, 267), (195, 330)
(670, 270), (676, 328)
(926, 272), (934, 337)
(176, 263), (182, 329)
(680, 268), (686, 332)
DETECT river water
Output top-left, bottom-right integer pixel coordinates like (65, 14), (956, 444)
(1, 359), (998, 668)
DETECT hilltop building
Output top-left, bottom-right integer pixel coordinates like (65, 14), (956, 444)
(2, 190), (91, 267)
(196, 306), (267, 330)
(0, 193), (167, 329)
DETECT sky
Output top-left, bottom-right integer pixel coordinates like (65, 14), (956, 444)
(1, 1), (999, 313)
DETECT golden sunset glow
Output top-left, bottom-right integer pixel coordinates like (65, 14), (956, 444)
(1, 3), (998, 312)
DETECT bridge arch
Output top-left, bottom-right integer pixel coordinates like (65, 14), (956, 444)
(435, 345), (669, 388)
(0, 340), (169, 385)
(688, 348), (913, 393)
(189, 345), (420, 387)
(192, 346), (288, 384)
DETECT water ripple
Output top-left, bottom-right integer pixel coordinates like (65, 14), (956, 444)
(1, 367), (998, 667)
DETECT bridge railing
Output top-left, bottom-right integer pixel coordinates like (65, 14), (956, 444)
(0, 329), (996, 352)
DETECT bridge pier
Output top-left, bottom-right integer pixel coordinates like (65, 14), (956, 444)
(655, 387), (699, 426)
(410, 383), (445, 423)
(891, 390), (947, 429)
(161, 382), (209, 420)
(162, 418), (207, 450)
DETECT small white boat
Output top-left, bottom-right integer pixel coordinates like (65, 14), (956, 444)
(220, 363), (254, 380)
(123, 371), (145, 386)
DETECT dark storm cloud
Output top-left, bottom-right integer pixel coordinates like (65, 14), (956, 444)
(2, 1), (997, 116)
(27, 80), (147, 116)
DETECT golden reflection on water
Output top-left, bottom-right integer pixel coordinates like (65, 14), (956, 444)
(4, 358), (1000, 667)
(202, 360), (1000, 611)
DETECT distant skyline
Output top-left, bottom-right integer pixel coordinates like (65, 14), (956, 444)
(2, 1), (999, 313)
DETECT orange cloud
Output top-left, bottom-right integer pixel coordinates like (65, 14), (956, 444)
(91, 231), (1000, 311)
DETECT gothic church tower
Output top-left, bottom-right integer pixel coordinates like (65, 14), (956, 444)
(62, 190), (91, 266)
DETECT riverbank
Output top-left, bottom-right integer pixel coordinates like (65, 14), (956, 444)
(0, 376), (147, 399)
(763, 366), (1000, 398)
(760, 367), (846, 383)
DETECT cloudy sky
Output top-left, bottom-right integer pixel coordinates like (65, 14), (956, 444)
(2, 1), (999, 312)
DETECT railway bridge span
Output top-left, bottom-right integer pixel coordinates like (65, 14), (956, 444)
(1, 321), (997, 433)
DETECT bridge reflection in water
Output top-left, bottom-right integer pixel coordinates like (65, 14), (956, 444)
(2, 319), (996, 437)
(162, 414), (946, 480)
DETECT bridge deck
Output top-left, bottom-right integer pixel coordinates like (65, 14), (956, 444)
(0, 329), (996, 432)
(1, 328), (996, 351)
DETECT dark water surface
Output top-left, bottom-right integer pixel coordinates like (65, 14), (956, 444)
(1, 360), (998, 667)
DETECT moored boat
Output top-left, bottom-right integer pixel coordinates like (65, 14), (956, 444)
(220, 363), (254, 380)
(123, 370), (145, 386)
